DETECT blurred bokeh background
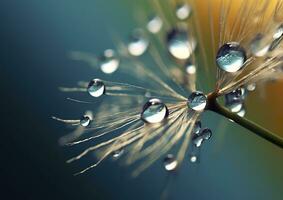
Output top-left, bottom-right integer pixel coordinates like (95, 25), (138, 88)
(1, 0), (283, 199)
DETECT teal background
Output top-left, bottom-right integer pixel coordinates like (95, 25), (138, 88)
(1, 0), (282, 199)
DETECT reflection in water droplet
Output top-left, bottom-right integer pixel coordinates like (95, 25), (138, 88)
(185, 60), (196, 75)
(188, 91), (207, 111)
(226, 100), (243, 113)
(128, 30), (149, 56)
(192, 128), (212, 147)
(147, 15), (163, 34)
(216, 42), (246, 72)
(176, 4), (191, 20)
(87, 79), (105, 97)
(237, 107), (246, 117)
(273, 24), (283, 39)
(80, 115), (91, 127)
(250, 34), (270, 57)
(99, 49), (119, 74)
(167, 28), (196, 60)
(225, 88), (246, 113)
(141, 99), (169, 123)
(163, 154), (178, 171)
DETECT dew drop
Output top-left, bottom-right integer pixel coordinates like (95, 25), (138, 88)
(163, 154), (178, 171)
(113, 148), (124, 158)
(246, 83), (256, 91)
(167, 28), (196, 60)
(190, 155), (197, 163)
(225, 88), (246, 102)
(128, 30), (149, 56)
(216, 42), (247, 72)
(99, 49), (119, 74)
(250, 34), (270, 57)
(237, 107), (246, 117)
(226, 99), (243, 113)
(141, 98), (169, 123)
(87, 79), (105, 97)
(176, 3), (191, 20)
(80, 115), (91, 127)
(193, 121), (202, 135)
(192, 128), (212, 147)
(147, 15), (163, 34)
(188, 91), (207, 112)
(185, 60), (196, 75)
(273, 24), (283, 40)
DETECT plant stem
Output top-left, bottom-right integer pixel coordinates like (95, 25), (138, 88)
(206, 93), (283, 149)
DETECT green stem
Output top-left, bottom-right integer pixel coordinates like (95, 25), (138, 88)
(206, 93), (283, 149)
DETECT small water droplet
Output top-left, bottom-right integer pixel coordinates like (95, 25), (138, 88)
(188, 91), (207, 112)
(128, 30), (149, 56)
(80, 115), (91, 127)
(273, 24), (283, 39)
(216, 42), (247, 73)
(99, 49), (119, 74)
(192, 128), (212, 147)
(147, 15), (163, 34)
(190, 155), (197, 163)
(226, 99), (243, 113)
(250, 34), (270, 57)
(87, 79), (105, 97)
(185, 60), (196, 75)
(163, 154), (178, 171)
(225, 88), (246, 102)
(113, 148), (124, 158)
(246, 83), (256, 91)
(167, 28), (196, 60)
(193, 121), (202, 135)
(141, 98), (169, 123)
(176, 4), (191, 20)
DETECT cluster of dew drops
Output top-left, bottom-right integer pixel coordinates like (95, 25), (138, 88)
(70, 2), (283, 173)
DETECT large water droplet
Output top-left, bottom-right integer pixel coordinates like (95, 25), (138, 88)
(192, 128), (212, 147)
(176, 4), (191, 20)
(147, 15), (163, 34)
(99, 49), (119, 74)
(141, 98), (169, 123)
(163, 154), (178, 171)
(216, 42), (247, 72)
(80, 115), (91, 127)
(188, 91), (207, 111)
(167, 28), (196, 60)
(128, 30), (149, 56)
(250, 34), (270, 57)
(87, 79), (105, 97)
(225, 88), (246, 102)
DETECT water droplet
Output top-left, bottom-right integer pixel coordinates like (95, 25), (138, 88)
(193, 121), (202, 135)
(99, 49), (119, 74)
(128, 30), (149, 56)
(225, 88), (246, 102)
(176, 4), (191, 20)
(246, 83), (256, 91)
(190, 155), (197, 163)
(141, 98), (169, 123)
(185, 60), (196, 75)
(80, 115), (91, 127)
(269, 26), (283, 51)
(250, 34), (270, 57)
(167, 28), (196, 60)
(273, 24), (283, 39)
(188, 91), (207, 111)
(192, 128), (212, 147)
(237, 107), (246, 117)
(163, 154), (178, 171)
(87, 79), (105, 97)
(216, 42), (247, 72)
(226, 99), (243, 113)
(147, 15), (163, 34)
(113, 148), (124, 158)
